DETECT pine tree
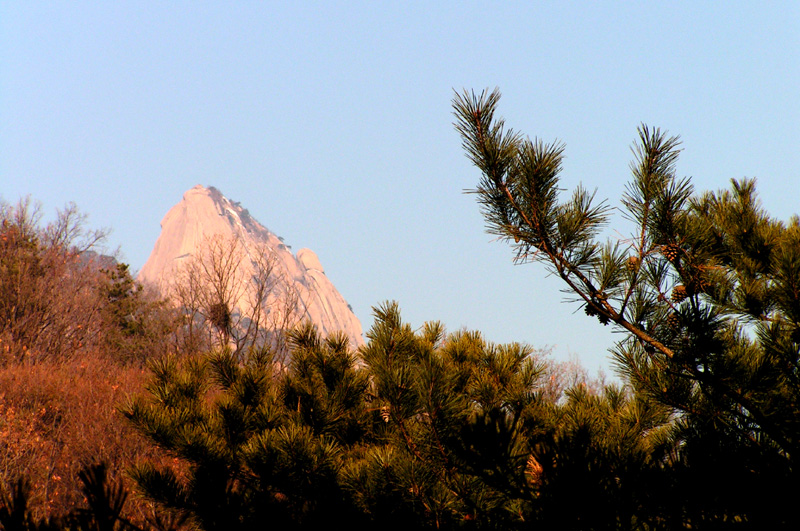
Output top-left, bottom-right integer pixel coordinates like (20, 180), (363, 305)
(353, 302), (678, 530)
(353, 302), (545, 528)
(98, 263), (176, 363)
(281, 322), (371, 446)
(454, 88), (800, 526)
(124, 302), (677, 529)
(526, 384), (676, 530)
(122, 329), (370, 530)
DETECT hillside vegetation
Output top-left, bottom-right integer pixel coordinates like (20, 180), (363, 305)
(2, 95), (799, 527)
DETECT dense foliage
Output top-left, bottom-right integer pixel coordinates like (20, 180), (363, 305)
(453, 88), (800, 527)
(3, 94), (799, 528)
(122, 305), (659, 530)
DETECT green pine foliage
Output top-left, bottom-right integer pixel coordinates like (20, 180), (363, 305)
(355, 302), (545, 529)
(356, 303), (680, 530)
(528, 384), (676, 530)
(8, 91), (797, 528)
(123, 305), (677, 529)
(121, 331), (369, 530)
(454, 87), (800, 527)
(282, 322), (371, 445)
(98, 263), (177, 364)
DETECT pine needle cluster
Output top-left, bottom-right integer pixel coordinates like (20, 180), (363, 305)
(121, 305), (692, 530)
(454, 88), (800, 527)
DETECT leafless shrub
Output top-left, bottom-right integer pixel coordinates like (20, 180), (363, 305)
(0, 198), (110, 362)
(540, 352), (608, 402)
(171, 234), (307, 361)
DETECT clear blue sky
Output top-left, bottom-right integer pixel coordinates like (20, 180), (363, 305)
(2, 2), (798, 375)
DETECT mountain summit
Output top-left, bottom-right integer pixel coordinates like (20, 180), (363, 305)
(137, 185), (363, 347)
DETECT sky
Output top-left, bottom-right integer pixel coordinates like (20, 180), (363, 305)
(2, 2), (798, 376)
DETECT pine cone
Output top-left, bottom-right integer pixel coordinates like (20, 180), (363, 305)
(671, 285), (688, 303)
(626, 256), (641, 271)
(693, 275), (709, 295)
(666, 313), (681, 330)
(661, 244), (681, 262)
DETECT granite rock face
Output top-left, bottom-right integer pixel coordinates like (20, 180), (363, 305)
(137, 185), (363, 347)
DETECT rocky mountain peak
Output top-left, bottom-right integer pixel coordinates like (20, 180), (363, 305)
(137, 185), (363, 347)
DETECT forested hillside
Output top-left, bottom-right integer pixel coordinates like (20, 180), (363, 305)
(2, 96), (798, 528)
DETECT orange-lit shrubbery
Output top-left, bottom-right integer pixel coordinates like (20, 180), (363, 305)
(0, 197), (182, 526)
(0, 353), (161, 522)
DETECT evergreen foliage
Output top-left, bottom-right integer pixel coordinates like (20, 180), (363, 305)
(454, 87), (800, 527)
(5, 93), (799, 528)
(124, 307), (673, 529)
(98, 263), (177, 364)
(121, 333), (367, 530)
(355, 302), (545, 528)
